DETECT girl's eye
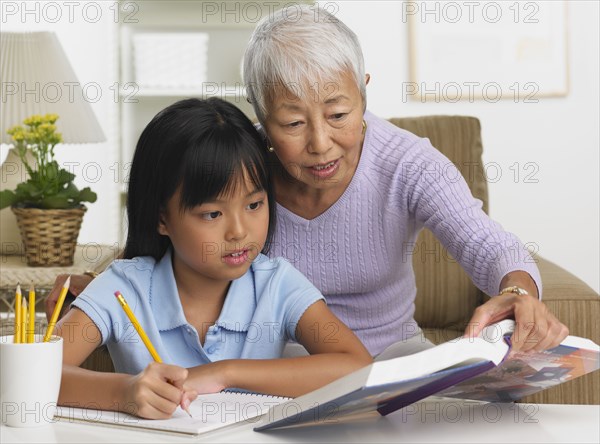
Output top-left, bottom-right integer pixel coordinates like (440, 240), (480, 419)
(201, 211), (221, 221)
(247, 200), (264, 211)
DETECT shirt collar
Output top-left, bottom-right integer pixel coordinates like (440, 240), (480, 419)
(150, 250), (257, 332)
(214, 264), (256, 332)
(149, 250), (189, 332)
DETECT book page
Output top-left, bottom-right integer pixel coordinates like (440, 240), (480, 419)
(366, 336), (508, 387)
(56, 391), (289, 436)
(438, 334), (600, 402)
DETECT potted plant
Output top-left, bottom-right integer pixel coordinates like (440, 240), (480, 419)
(0, 114), (97, 266)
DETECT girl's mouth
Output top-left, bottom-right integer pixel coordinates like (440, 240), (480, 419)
(222, 249), (250, 266)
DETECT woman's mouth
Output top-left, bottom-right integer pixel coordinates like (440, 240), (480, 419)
(307, 159), (339, 179)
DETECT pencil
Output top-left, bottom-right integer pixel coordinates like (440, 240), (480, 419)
(21, 297), (28, 344)
(114, 291), (161, 361)
(43, 276), (71, 342)
(14, 284), (21, 344)
(114, 291), (193, 418)
(28, 283), (36, 343)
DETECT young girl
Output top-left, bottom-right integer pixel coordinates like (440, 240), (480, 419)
(56, 98), (371, 420)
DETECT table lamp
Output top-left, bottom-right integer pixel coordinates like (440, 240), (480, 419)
(0, 31), (106, 256)
(1, 31), (106, 143)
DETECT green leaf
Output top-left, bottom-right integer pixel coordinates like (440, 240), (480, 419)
(78, 187), (97, 203)
(41, 195), (70, 209)
(0, 190), (17, 209)
(15, 181), (42, 198)
(42, 161), (59, 181)
(62, 182), (80, 198)
(57, 168), (76, 186)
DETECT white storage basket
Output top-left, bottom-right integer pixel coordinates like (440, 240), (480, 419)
(132, 32), (209, 89)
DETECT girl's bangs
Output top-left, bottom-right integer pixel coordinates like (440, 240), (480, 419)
(178, 130), (268, 210)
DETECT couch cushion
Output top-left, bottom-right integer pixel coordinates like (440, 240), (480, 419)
(388, 116), (487, 329)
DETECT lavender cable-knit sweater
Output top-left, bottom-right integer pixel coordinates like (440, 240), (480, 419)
(268, 111), (542, 356)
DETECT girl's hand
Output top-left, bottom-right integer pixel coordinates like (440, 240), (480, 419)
(186, 361), (229, 395)
(123, 362), (198, 419)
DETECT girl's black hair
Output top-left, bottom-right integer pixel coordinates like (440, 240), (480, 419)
(123, 97), (275, 260)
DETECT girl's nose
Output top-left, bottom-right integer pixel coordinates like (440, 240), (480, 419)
(225, 214), (247, 242)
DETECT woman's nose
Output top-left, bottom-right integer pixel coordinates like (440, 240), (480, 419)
(307, 122), (333, 154)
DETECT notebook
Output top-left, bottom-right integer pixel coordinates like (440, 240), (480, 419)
(56, 390), (289, 436)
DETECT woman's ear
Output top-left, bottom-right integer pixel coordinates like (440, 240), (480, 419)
(365, 73), (371, 86)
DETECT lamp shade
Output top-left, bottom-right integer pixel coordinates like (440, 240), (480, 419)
(0, 31), (106, 144)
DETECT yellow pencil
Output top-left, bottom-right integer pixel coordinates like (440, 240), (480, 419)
(114, 291), (162, 362)
(43, 276), (71, 342)
(28, 283), (36, 343)
(21, 297), (28, 344)
(114, 291), (192, 418)
(14, 284), (21, 344)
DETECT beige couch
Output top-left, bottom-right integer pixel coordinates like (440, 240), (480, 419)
(391, 115), (599, 405)
(82, 115), (599, 405)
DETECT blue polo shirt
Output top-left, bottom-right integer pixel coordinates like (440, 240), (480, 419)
(72, 252), (324, 375)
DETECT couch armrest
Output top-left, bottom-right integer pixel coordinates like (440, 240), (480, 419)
(536, 256), (599, 342)
(521, 255), (599, 405)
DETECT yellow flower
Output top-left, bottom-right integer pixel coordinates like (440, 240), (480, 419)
(7, 115), (62, 146)
(49, 132), (62, 145)
(7, 125), (24, 136)
(37, 123), (56, 137)
(8, 128), (25, 142)
(23, 115), (43, 127)
(44, 114), (59, 124)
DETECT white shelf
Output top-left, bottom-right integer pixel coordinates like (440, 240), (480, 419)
(118, 0), (310, 28)
(117, 0), (279, 244)
(119, 85), (246, 98)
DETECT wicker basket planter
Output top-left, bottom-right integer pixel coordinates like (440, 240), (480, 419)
(11, 206), (87, 267)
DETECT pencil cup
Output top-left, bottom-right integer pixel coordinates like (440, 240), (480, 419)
(0, 335), (63, 427)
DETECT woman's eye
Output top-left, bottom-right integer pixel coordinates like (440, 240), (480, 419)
(286, 121), (302, 128)
(331, 113), (347, 120)
(247, 200), (264, 211)
(201, 211), (221, 221)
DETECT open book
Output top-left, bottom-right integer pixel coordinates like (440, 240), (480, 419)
(254, 320), (600, 431)
(56, 390), (289, 436)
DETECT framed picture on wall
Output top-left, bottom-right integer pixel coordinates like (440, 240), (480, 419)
(407, 1), (568, 102)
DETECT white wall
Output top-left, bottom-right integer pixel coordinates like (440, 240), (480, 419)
(1, 1), (121, 248)
(327, 0), (599, 293)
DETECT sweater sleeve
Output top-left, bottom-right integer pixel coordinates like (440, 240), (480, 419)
(399, 138), (542, 298)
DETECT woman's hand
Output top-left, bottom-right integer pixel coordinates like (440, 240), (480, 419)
(45, 274), (93, 321)
(465, 293), (569, 352)
(122, 362), (198, 420)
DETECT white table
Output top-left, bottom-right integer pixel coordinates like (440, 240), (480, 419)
(1, 400), (598, 443)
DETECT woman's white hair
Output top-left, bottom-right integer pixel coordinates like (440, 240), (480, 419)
(243, 4), (366, 124)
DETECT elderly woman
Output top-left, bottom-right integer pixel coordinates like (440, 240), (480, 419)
(48, 5), (567, 359)
(240, 4), (567, 358)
